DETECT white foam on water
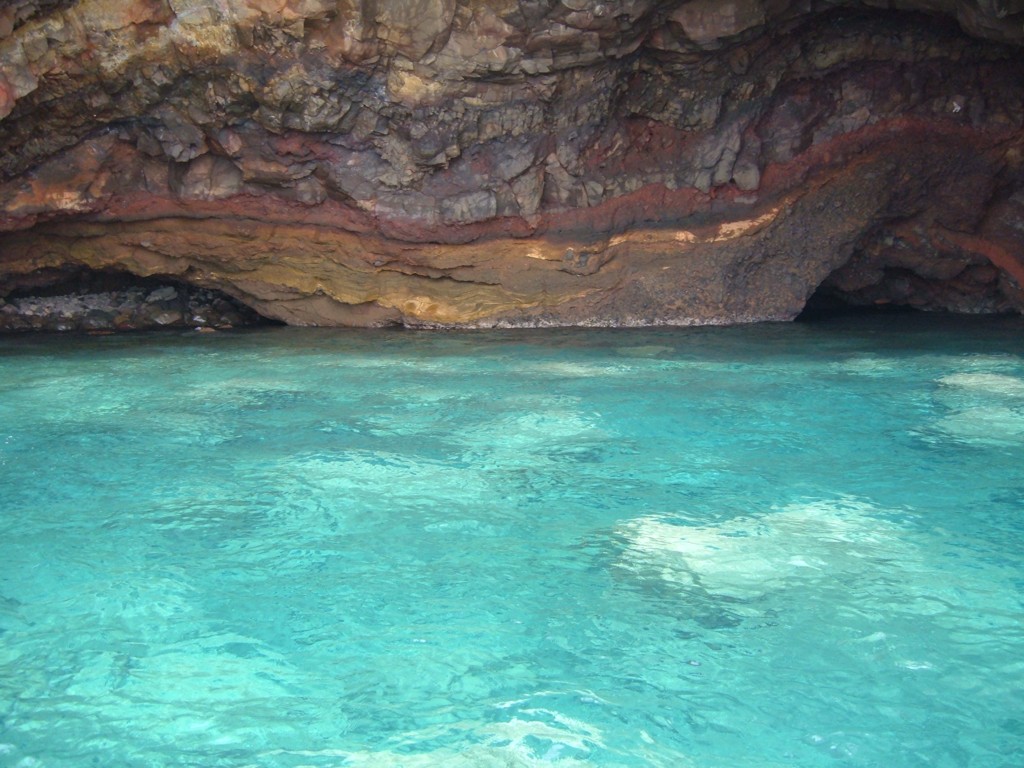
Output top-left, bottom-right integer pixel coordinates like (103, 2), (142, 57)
(616, 498), (912, 600)
(937, 372), (1024, 398)
(333, 712), (610, 768)
(522, 360), (641, 378)
(614, 345), (677, 358)
(487, 409), (599, 445)
(924, 369), (1024, 446)
(828, 356), (899, 377)
(858, 631), (888, 643)
(942, 354), (1023, 371)
(337, 745), (589, 767)
(289, 451), (490, 503)
(454, 396), (604, 463)
(932, 406), (1024, 446)
(897, 660), (936, 671)
(483, 709), (604, 748)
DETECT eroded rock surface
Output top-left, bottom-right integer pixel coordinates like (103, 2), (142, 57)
(0, 271), (266, 331)
(1, 0), (1022, 327)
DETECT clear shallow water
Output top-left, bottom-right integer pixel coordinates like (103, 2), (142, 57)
(1, 315), (1023, 768)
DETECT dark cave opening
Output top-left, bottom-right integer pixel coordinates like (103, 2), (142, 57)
(0, 267), (280, 333)
(797, 252), (1024, 322)
(795, 288), (924, 322)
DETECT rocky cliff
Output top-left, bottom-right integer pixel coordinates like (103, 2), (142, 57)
(1, 0), (1022, 328)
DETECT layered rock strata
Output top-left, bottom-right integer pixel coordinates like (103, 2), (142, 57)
(1, 0), (1023, 327)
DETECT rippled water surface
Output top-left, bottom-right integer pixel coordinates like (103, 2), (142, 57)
(1, 315), (1023, 767)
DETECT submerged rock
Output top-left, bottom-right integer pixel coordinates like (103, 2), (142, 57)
(0, 1), (1022, 327)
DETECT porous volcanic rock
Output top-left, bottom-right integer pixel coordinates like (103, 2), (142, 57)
(0, 270), (266, 331)
(1, 0), (1022, 327)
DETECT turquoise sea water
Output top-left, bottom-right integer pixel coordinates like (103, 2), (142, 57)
(1, 315), (1023, 768)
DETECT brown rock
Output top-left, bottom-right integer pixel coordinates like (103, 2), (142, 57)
(0, 1), (1022, 327)
(669, 0), (767, 48)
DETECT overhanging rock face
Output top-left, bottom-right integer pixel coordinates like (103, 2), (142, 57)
(1, 0), (1023, 327)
